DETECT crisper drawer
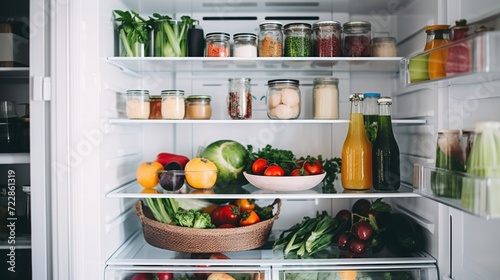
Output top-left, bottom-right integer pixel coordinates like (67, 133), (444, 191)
(105, 266), (269, 280)
(275, 264), (438, 280)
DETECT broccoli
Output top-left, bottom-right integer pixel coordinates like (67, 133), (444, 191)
(174, 209), (215, 229)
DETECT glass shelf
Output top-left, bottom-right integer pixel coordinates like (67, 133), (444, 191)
(106, 231), (436, 267)
(108, 118), (426, 125)
(0, 67), (29, 78)
(413, 163), (500, 219)
(107, 180), (419, 199)
(106, 57), (402, 74)
(401, 31), (500, 88)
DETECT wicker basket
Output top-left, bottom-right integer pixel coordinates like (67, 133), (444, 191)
(134, 199), (281, 253)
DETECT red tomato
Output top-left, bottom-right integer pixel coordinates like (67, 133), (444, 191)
(235, 198), (255, 212)
(251, 158), (269, 175)
(132, 273), (152, 280)
(239, 210), (261, 226)
(210, 204), (240, 226)
(304, 159), (323, 175)
(155, 272), (174, 280)
(263, 165), (285, 176)
(291, 168), (309, 176)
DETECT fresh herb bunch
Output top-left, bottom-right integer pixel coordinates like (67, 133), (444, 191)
(113, 10), (151, 57)
(317, 155), (341, 192)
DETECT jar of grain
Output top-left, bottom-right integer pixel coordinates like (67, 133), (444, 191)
(313, 77), (339, 119)
(313, 20), (342, 57)
(284, 23), (312, 57)
(371, 37), (397, 57)
(266, 79), (301, 120)
(126, 90), (150, 119)
(185, 95), (212, 120)
(258, 21), (283, 57)
(149, 95), (162, 119)
(233, 33), (257, 57)
(161, 90), (185, 119)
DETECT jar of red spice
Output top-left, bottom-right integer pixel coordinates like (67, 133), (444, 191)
(205, 32), (230, 57)
(313, 20), (342, 57)
(342, 21), (372, 57)
(149, 95), (163, 119)
(227, 78), (252, 119)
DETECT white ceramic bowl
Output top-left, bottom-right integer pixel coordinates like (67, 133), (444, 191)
(243, 171), (326, 191)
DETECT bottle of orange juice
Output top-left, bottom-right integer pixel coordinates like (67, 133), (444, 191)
(341, 93), (372, 190)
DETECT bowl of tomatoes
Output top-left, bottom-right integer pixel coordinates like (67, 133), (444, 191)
(243, 171), (326, 191)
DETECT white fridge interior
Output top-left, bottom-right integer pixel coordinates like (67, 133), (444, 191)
(50, 0), (500, 279)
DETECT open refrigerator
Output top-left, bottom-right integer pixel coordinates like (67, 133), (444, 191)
(5, 0), (500, 279)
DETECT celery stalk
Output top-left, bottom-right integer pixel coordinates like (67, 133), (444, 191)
(119, 28), (134, 57)
(163, 21), (181, 56)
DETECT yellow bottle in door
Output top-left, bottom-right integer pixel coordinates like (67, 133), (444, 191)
(341, 93), (373, 190)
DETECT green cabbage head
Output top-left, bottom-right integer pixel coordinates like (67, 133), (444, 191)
(200, 140), (248, 186)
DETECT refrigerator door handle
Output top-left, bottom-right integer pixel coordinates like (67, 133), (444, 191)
(32, 76), (51, 101)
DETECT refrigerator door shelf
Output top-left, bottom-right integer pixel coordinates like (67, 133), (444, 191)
(413, 163), (500, 220)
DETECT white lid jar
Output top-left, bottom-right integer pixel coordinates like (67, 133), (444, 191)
(161, 90), (185, 119)
(233, 33), (257, 57)
(313, 77), (339, 119)
(266, 79), (301, 120)
(126, 90), (150, 119)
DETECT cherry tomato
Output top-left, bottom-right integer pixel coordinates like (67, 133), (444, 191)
(155, 272), (174, 280)
(304, 159), (323, 175)
(251, 158), (269, 175)
(263, 165), (285, 176)
(291, 168), (308, 176)
(210, 204), (240, 226)
(239, 210), (261, 226)
(235, 198), (255, 212)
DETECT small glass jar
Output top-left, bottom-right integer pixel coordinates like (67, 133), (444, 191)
(205, 32), (230, 57)
(266, 79), (301, 120)
(233, 33), (257, 57)
(161, 90), (185, 119)
(126, 90), (150, 119)
(149, 95), (162, 119)
(313, 77), (339, 119)
(371, 37), (397, 57)
(185, 95), (212, 120)
(284, 23), (312, 57)
(258, 21), (283, 57)
(227, 78), (252, 119)
(313, 21), (342, 57)
(342, 21), (372, 57)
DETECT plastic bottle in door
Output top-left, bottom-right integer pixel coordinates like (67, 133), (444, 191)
(341, 93), (372, 190)
(372, 97), (400, 191)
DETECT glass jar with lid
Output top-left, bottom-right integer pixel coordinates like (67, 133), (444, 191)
(149, 95), (162, 119)
(342, 21), (372, 57)
(313, 21), (342, 57)
(313, 77), (339, 119)
(371, 37), (397, 57)
(284, 23), (312, 57)
(233, 33), (257, 57)
(161, 90), (185, 119)
(258, 21), (283, 57)
(424, 25), (451, 79)
(228, 78), (252, 119)
(185, 95), (212, 120)
(267, 79), (301, 120)
(126, 90), (150, 119)
(205, 32), (230, 57)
